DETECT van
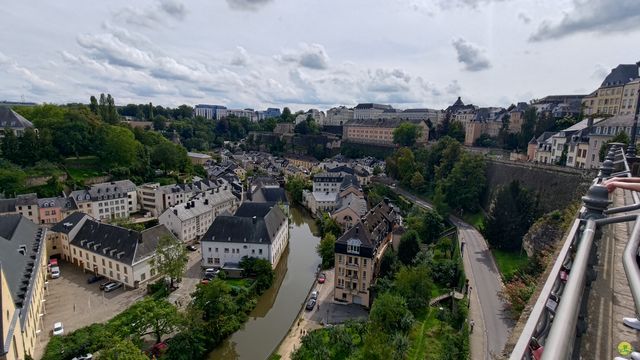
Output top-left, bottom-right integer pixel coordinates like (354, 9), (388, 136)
(50, 266), (60, 279)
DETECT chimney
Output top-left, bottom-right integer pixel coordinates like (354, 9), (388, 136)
(252, 216), (257, 224)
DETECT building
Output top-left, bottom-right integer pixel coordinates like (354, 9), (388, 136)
(68, 180), (138, 221)
(331, 193), (368, 229)
(586, 114), (637, 168)
(201, 202), (289, 269)
(582, 63), (640, 116)
(37, 197), (77, 225)
(0, 108), (35, 138)
(0, 215), (47, 360)
(0, 194), (40, 224)
(158, 188), (238, 243)
(353, 103), (394, 120)
(334, 200), (397, 308)
(527, 132), (555, 162)
(194, 104), (226, 120)
(273, 123), (295, 134)
(325, 106), (354, 126)
(342, 118), (429, 146)
(256, 108), (281, 121)
(187, 152), (212, 165)
(295, 109), (325, 125)
(302, 172), (363, 216)
(463, 107), (508, 146)
(48, 213), (173, 288)
(284, 154), (318, 171)
(399, 108), (444, 125)
(216, 108), (258, 122)
(137, 179), (225, 217)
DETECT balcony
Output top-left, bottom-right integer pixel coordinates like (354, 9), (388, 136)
(509, 143), (640, 359)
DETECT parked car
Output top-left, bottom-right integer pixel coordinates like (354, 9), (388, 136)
(204, 272), (216, 280)
(53, 322), (64, 336)
(204, 268), (220, 276)
(50, 266), (60, 279)
(317, 273), (326, 284)
(104, 282), (123, 292)
(49, 258), (58, 267)
(72, 354), (93, 360)
(87, 275), (105, 284)
(100, 281), (115, 290)
(186, 245), (198, 251)
(305, 298), (317, 311)
(310, 290), (319, 300)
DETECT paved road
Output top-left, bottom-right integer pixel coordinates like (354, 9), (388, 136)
(391, 186), (514, 359)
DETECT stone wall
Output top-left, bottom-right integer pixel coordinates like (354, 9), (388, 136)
(483, 159), (595, 214)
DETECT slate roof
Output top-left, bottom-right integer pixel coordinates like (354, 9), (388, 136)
(51, 212), (90, 234)
(335, 200), (397, 258)
(68, 218), (173, 265)
(0, 108), (34, 129)
(0, 214), (45, 332)
(354, 103), (393, 110)
(37, 196), (76, 211)
(335, 193), (368, 217)
(202, 202), (287, 245)
(0, 199), (16, 214)
(252, 187), (288, 205)
(69, 180), (136, 203)
(162, 190), (237, 221)
(601, 64), (639, 88)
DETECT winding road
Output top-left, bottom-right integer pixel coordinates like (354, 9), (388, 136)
(389, 185), (514, 359)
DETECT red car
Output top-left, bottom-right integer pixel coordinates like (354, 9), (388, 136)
(318, 273), (326, 284)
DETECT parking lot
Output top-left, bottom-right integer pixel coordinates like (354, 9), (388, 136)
(33, 261), (147, 359)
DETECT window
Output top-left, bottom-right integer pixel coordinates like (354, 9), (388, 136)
(116, 264), (120, 271)
(109, 261), (112, 269)
(141, 273), (146, 281)
(207, 257), (213, 264)
(259, 249), (263, 255)
(109, 270), (113, 277)
(214, 258), (220, 264)
(224, 248), (229, 253)
(338, 255), (343, 264)
(363, 271), (366, 280)
(124, 267), (127, 274)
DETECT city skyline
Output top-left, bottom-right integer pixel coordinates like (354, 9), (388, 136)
(1, 0), (638, 110)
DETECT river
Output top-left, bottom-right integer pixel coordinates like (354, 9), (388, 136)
(207, 206), (321, 360)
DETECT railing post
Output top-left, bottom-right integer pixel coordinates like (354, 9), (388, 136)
(598, 159), (615, 180)
(581, 184), (610, 219)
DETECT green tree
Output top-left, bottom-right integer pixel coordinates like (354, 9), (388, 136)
(106, 94), (119, 124)
(599, 131), (629, 161)
(373, 165), (382, 176)
(393, 122), (422, 147)
(379, 248), (398, 279)
(285, 175), (311, 205)
(100, 339), (146, 360)
(420, 210), (445, 244)
(153, 115), (167, 131)
(124, 298), (182, 343)
(97, 125), (140, 169)
(99, 93), (108, 122)
(397, 230), (421, 265)
(431, 258), (459, 288)
(317, 233), (336, 269)
(17, 127), (39, 165)
(191, 279), (244, 343)
(239, 256), (275, 293)
(483, 180), (537, 251)
(317, 212), (342, 238)
(151, 141), (187, 174)
(151, 235), (188, 288)
(1, 128), (19, 163)
(438, 153), (486, 212)
(448, 121), (465, 143)
(0, 161), (26, 195)
(410, 171), (425, 192)
(89, 95), (99, 114)
(393, 264), (433, 314)
(369, 292), (414, 334)
(519, 107), (537, 151)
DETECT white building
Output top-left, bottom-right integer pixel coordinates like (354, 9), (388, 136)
(137, 179), (225, 217)
(353, 103), (394, 119)
(68, 180), (138, 221)
(158, 188), (238, 243)
(295, 109), (326, 125)
(200, 202), (289, 269)
(48, 212), (175, 288)
(216, 108), (258, 122)
(324, 106), (354, 126)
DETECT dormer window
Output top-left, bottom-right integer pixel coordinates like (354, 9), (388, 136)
(347, 238), (361, 254)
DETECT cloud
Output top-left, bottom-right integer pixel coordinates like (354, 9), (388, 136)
(591, 63), (610, 80)
(226, 0), (273, 11)
(114, 0), (186, 28)
(230, 46), (249, 66)
(0, 52), (55, 94)
(446, 80), (461, 94)
(530, 0), (640, 41)
(77, 33), (155, 69)
(518, 12), (531, 24)
(451, 38), (491, 71)
(438, 0), (508, 9)
(278, 43), (330, 70)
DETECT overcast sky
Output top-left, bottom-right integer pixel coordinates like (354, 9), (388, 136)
(1, 0), (639, 111)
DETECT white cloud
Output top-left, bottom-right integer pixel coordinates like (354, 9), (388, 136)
(530, 0), (640, 41)
(226, 0), (273, 11)
(114, 0), (187, 28)
(230, 46), (249, 66)
(278, 43), (330, 70)
(451, 38), (491, 72)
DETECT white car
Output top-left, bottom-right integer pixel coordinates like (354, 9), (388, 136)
(53, 322), (64, 336)
(50, 266), (60, 279)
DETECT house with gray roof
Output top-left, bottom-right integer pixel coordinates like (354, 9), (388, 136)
(0, 214), (47, 359)
(68, 180), (137, 221)
(48, 212), (174, 287)
(0, 108), (35, 138)
(201, 202), (289, 269)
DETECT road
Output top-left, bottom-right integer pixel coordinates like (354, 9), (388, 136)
(391, 186), (513, 359)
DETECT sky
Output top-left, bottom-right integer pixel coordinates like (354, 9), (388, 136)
(0, 0), (639, 112)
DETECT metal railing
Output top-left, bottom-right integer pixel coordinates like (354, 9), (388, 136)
(510, 143), (640, 360)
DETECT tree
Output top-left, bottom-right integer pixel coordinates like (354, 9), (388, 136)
(369, 292), (414, 334)
(410, 171), (425, 192)
(393, 264), (433, 313)
(420, 210), (445, 244)
(438, 153), (486, 212)
(317, 233), (336, 269)
(239, 256), (274, 293)
(1, 128), (19, 163)
(98, 93), (108, 122)
(393, 122), (422, 147)
(151, 235), (188, 288)
(317, 212), (342, 238)
(285, 175), (311, 205)
(0, 161), (26, 195)
(17, 127), (39, 166)
(519, 107), (537, 151)
(120, 297), (182, 343)
(397, 230), (421, 265)
(97, 125), (140, 169)
(431, 258), (459, 287)
(379, 249), (398, 278)
(106, 94), (119, 124)
(373, 165), (382, 176)
(484, 180), (537, 251)
(599, 131), (629, 161)
(99, 339), (147, 360)
(153, 115), (167, 131)
(151, 141), (187, 174)
(89, 95), (98, 114)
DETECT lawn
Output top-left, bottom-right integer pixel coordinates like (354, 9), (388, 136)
(64, 156), (105, 182)
(66, 167), (104, 181)
(492, 249), (530, 280)
(224, 278), (253, 288)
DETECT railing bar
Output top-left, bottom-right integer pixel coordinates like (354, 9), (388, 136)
(623, 215), (640, 317)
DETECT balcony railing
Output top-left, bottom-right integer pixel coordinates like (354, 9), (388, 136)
(510, 143), (640, 360)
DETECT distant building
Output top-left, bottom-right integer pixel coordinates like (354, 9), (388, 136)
(201, 202), (289, 269)
(137, 179), (225, 217)
(194, 104), (226, 120)
(284, 154), (318, 171)
(302, 172), (363, 216)
(68, 180), (138, 221)
(0, 214), (47, 360)
(158, 188), (238, 243)
(273, 123), (295, 134)
(353, 103), (393, 120)
(0, 193), (40, 224)
(187, 151), (212, 165)
(216, 108), (258, 122)
(37, 196), (77, 225)
(325, 106), (354, 126)
(49, 213), (173, 288)
(463, 107), (508, 146)
(342, 118), (429, 146)
(582, 63), (640, 116)
(256, 108), (281, 121)
(0, 107), (35, 138)
(334, 200), (398, 308)
(295, 109), (325, 125)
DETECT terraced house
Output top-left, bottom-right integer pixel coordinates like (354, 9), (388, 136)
(69, 180), (138, 221)
(0, 215), (47, 360)
(334, 200), (397, 308)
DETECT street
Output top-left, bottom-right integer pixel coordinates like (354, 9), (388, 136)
(391, 186), (514, 359)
